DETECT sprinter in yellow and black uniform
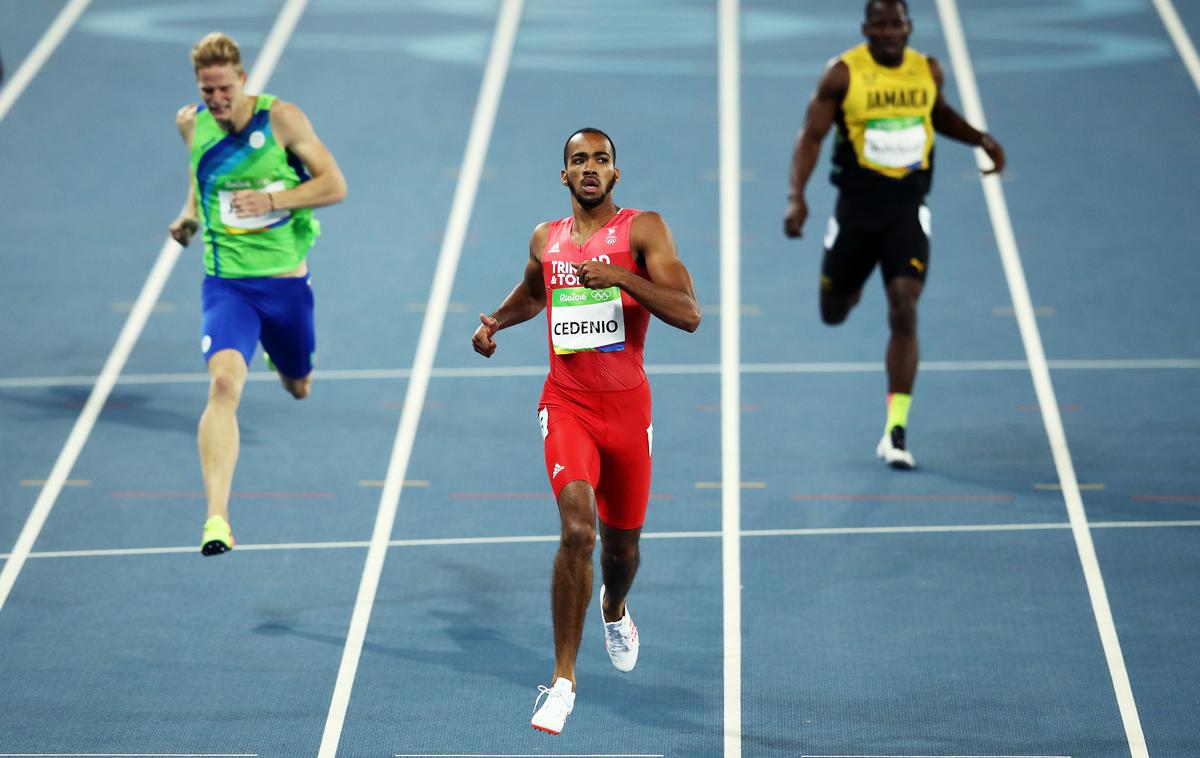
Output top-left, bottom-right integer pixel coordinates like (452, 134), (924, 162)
(783, 0), (1005, 470)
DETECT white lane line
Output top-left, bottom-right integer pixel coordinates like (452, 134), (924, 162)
(740, 360), (1024, 374)
(718, 1), (743, 757)
(935, 2), (1148, 756)
(315, 1), (524, 755)
(1152, 0), (1200, 94)
(4, 357), (1197, 389)
(801, 755), (1070, 758)
(1091, 520), (1200, 529)
(242, 0), (308, 94)
(745, 358), (1200, 372)
(0, 0), (309, 616)
(395, 755), (664, 757)
(0, 0), (93, 124)
(0, 754), (257, 757)
(744, 523), (1070, 538)
(1045, 358), (1200, 370)
(7, 519), (1199, 561)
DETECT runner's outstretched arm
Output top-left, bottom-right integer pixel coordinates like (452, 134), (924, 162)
(574, 212), (700, 333)
(169, 105), (200, 246)
(784, 59), (848, 238)
(927, 57), (1005, 174)
(473, 223), (550, 357)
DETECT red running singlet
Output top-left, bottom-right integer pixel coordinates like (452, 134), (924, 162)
(541, 207), (650, 393)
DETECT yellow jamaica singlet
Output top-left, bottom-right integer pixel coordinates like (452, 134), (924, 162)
(830, 43), (937, 197)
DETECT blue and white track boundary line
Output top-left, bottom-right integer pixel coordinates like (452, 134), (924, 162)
(2, 357), (1198, 389)
(934, 1), (1148, 756)
(1151, 0), (1200, 94)
(718, 1), (743, 757)
(0, 0), (93, 124)
(6, 520), (1200, 562)
(0, 0), (310, 616)
(315, 1), (524, 755)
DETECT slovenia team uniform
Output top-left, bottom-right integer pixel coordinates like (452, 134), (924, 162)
(823, 43), (937, 294)
(538, 208), (654, 531)
(192, 93), (320, 378)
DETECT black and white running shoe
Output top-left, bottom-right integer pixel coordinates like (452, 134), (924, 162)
(876, 425), (916, 470)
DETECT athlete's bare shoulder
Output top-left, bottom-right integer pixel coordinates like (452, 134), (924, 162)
(267, 99), (315, 144)
(817, 58), (850, 99)
(267, 97), (303, 121)
(630, 210), (670, 243)
(630, 210), (681, 266)
(529, 220), (554, 263)
(925, 55), (945, 86)
(631, 209), (665, 225)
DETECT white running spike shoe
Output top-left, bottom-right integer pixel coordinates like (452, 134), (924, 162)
(531, 677), (575, 735)
(600, 585), (639, 672)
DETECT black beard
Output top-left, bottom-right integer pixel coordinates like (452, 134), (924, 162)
(569, 177), (614, 209)
(867, 40), (906, 66)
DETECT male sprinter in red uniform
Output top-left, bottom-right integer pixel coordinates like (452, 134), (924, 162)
(472, 128), (701, 734)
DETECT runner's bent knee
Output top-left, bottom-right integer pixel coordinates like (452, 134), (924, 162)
(207, 350), (247, 402)
(557, 481), (597, 552)
(560, 519), (596, 553)
(820, 291), (855, 324)
(885, 280), (921, 334)
(887, 299), (918, 335)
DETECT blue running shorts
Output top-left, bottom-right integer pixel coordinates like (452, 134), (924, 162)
(200, 274), (315, 379)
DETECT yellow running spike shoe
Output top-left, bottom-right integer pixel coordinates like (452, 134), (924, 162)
(201, 515), (235, 556)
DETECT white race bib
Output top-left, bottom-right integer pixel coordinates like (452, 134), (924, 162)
(551, 287), (626, 355)
(218, 178), (289, 231)
(864, 117), (927, 169)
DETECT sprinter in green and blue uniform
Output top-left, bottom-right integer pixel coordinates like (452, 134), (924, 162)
(169, 32), (347, 555)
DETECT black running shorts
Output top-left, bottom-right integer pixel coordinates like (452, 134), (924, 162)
(819, 193), (931, 295)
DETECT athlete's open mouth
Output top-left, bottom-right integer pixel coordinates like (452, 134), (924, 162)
(581, 177), (601, 191)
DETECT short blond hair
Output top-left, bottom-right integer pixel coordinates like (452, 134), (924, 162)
(191, 32), (242, 74)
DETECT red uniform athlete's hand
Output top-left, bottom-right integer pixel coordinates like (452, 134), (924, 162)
(472, 314), (499, 358)
(783, 197), (808, 239)
(574, 260), (627, 290)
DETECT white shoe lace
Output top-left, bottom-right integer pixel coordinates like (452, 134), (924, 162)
(605, 618), (632, 652)
(535, 684), (568, 712)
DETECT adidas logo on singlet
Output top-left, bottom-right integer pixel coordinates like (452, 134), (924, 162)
(547, 242), (560, 254)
